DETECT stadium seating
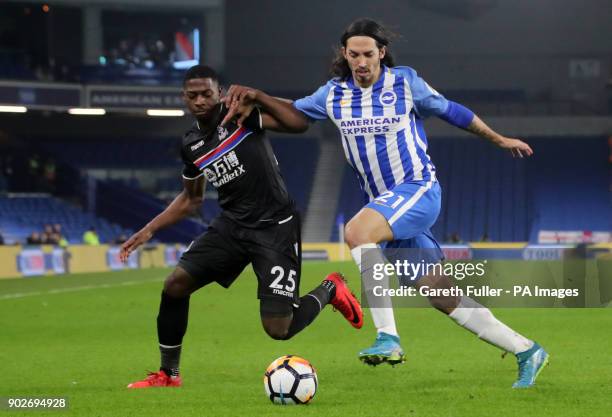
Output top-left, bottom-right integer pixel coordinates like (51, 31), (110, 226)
(526, 136), (611, 240)
(270, 136), (319, 214)
(0, 196), (131, 245)
(35, 138), (180, 169)
(330, 136), (530, 242)
(95, 179), (206, 243)
(29, 135), (319, 225)
(145, 136), (319, 215)
(429, 136), (531, 242)
(79, 65), (185, 86)
(13, 134), (607, 244)
(0, 52), (37, 80)
(331, 136), (609, 243)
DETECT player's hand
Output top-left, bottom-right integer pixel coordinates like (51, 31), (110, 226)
(119, 228), (153, 263)
(499, 137), (534, 158)
(221, 85), (259, 127)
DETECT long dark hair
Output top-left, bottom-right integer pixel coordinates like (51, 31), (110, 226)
(330, 18), (396, 80)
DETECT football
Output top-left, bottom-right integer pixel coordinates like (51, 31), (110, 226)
(263, 355), (318, 405)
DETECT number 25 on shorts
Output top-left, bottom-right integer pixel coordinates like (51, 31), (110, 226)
(269, 266), (296, 297)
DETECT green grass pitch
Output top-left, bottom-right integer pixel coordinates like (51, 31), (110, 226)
(1, 261), (611, 417)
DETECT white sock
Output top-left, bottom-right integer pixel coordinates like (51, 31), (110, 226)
(351, 243), (399, 337)
(449, 296), (533, 354)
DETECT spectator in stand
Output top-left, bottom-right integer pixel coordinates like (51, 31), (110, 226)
(40, 224), (55, 244)
(50, 232), (68, 247)
(44, 224), (54, 235)
(83, 227), (100, 245)
(52, 224), (68, 247)
(114, 234), (128, 245)
(40, 232), (51, 244)
(53, 223), (68, 248)
(26, 232), (42, 245)
(450, 232), (464, 244)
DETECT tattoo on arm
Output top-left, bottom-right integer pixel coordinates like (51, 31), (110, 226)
(466, 115), (503, 145)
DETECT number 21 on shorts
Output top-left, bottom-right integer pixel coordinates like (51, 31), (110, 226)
(374, 190), (405, 209)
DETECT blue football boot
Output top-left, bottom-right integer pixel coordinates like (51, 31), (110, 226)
(358, 332), (406, 366)
(512, 342), (549, 388)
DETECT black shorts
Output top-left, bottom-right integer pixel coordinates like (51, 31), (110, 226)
(178, 212), (301, 306)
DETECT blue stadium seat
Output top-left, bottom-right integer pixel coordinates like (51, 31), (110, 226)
(331, 136), (608, 243)
(0, 196), (132, 245)
(270, 137), (319, 214)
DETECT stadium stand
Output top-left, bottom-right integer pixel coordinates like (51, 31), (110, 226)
(6, 130), (606, 245)
(0, 52), (37, 80)
(6, 134), (319, 243)
(331, 136), (609, 243)
(35, 137), (180, 169)
(271, 136), (319, 214)
(527, 136), (611, 241)
(0, 195), (131, 245)
(95, 179), (206, 243)
(27, 134), (319, 219)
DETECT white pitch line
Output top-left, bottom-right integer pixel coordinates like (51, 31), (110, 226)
(0, 277), (164, 300)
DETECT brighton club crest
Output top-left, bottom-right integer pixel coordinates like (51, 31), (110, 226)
(379, 90), (397, 106)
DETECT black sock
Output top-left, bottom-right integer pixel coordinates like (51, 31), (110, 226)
(285, 282), (335, 339)
(321, 279), (336, 300)
(157, 291), (190, 376)
(160, 346), (181, 377)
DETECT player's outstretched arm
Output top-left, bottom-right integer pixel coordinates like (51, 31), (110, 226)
(221, 85), (309, 133)
(119, 176), (205, 262)
(408, 68), (533, 158)
(466, 115), (534, 158)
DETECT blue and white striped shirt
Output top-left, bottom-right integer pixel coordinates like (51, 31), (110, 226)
(294, 65), (452, 202)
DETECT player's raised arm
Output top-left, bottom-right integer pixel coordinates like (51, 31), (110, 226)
(221, 85), (309, 133)
(119, 176), (205, 262)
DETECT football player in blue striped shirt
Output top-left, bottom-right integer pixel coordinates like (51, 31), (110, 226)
(222, 18), (548, 388)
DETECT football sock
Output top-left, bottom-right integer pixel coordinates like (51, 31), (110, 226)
(369, 308), (399, 337)
(449, 296), (534, 354)
(351, 243), (399, 337)
(159, 346), (181, 378)
(320, 279), (336, 300)
(285, 282), (335, 338)
(157, 291), (190, 375)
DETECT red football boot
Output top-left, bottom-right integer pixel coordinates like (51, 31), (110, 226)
(127, 370), (182, 389)
(325, 272), (363, 329)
